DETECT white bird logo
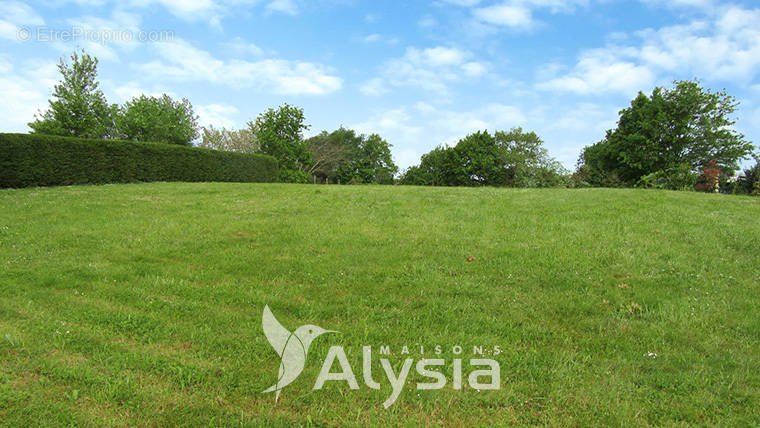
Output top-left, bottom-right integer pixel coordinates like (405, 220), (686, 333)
(261, 305), (336, 402)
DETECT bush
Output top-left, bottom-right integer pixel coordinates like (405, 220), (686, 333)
(0, 133), (279, 188)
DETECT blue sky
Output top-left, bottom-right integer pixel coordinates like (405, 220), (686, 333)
(1, 0), (759, 170)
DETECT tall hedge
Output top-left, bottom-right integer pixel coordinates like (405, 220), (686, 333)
(0, 133), (279, 188)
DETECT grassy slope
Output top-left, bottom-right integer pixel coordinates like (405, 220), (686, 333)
(0, 183), (758, 426)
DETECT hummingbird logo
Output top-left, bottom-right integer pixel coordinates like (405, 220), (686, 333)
(261, 305), (336, 402)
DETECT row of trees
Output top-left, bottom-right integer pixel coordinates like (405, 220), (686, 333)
(29, 50), (398, 184)
(199, 104), (398, 184)
(26, 51), (758, 193)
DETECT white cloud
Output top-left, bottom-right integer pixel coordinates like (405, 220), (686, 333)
(111, 81), (176, 101)
(138, 39), (342, 95)
(462, 61), (487, 77)
(374, 45), (484, 94)
(636, 7), (760, 82)
(222, 36), (264, 57)
(537, 48), (656, 95)
(418, 46), (467, 66)
(0, 1), (44, 41)
(471, 0), (589, 29)
(0, 58), (58, 132)
(266, 0), (298, 15)
(197, 103), (239, 129)
(473, 4), (532, 29)
(539, 5), (760, 95)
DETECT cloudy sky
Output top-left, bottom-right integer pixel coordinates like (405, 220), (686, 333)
(1, 0), (759, 169)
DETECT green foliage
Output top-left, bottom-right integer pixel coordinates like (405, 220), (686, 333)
(344, 133), (398, 184)
(307, 128), (397, 184)
(305, 128), (353, 183)
(399, 128), (567, 187)
(115, 94), (199, 145)
(636, 165), (699, 191)
(250, 104), (311, 182)
(28, 50), (114, 139)
(737, 155), (760, 195)
(578, 80), (754, 187)
(198, 126), (258, 153)
(0, 133), (278, 188)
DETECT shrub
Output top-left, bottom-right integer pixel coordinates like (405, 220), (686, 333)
(0, 133), (279, 188)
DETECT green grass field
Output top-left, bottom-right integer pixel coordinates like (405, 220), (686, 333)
(1, 183), (759, 426)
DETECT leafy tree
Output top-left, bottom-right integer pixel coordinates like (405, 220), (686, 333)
(305, 128), (353, 183)
(496, 128), (568, 187)
(400, 145), (465, 186)
(199, 126), (258, 153)
(337, 132), (398, 184)
(29, 50), (114, 139)
(578, 80), (754, 188)
(251, 104), (311, 183)
(305, 127), (398, 184)
(399, 128), (565, 187)
(115, 94), (199, 145)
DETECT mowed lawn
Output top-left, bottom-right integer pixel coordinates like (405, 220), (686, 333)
(1, 183), (759, 426)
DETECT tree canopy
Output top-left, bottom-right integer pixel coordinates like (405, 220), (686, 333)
(577, 80), (754, 188)
(199, 126), (258, 153)
(115, 94), (199, 145)
(305, 128), (398, 184)
(400, 128), (566, 187)
(29, 50), (114, 139)
(250, 104), (311, 183)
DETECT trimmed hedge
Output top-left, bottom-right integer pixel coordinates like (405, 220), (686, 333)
(0, 133), (279, 188)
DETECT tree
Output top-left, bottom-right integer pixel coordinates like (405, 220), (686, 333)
(29, 50), (114, 139)
(399, 128), (565, 187)
(305, 127), (399, 184)
(251, 104), (311, 183)
(199, 126), (258, 153)
(305, 129), (352, 183)
(495, 128), (567, 187)
(577, 80), (754, 188)
(337, 132), (398, 184)
(115, 94), (199, 145)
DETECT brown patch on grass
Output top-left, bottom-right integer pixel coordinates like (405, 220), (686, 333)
(618, 284), (631, 290)
(466, 256), (476, 263)
(10, 371), (41, 388)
